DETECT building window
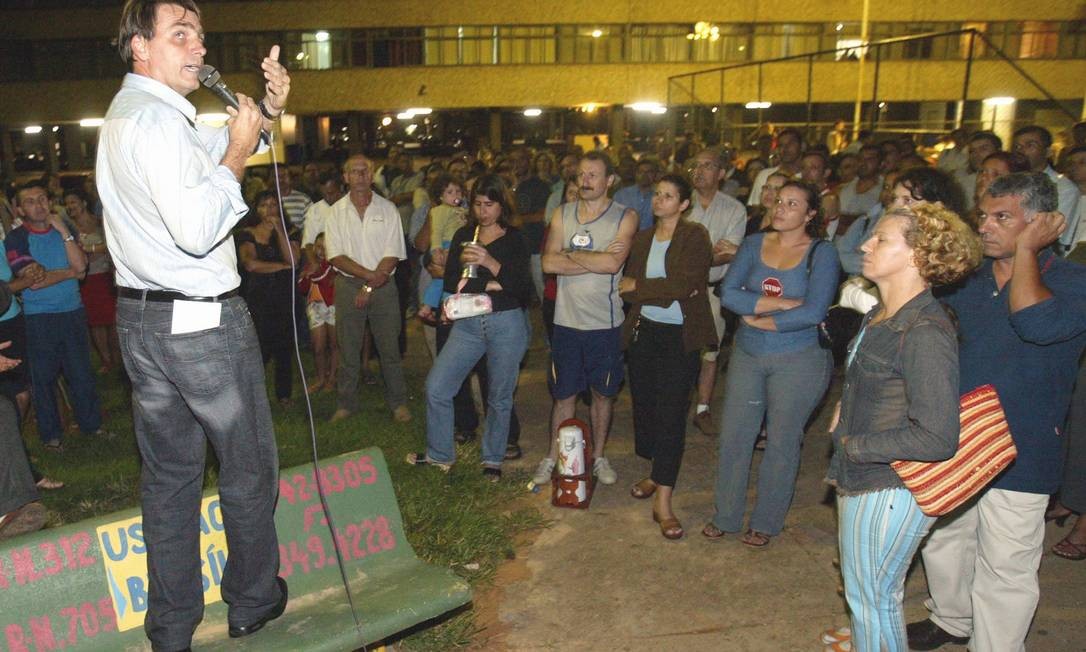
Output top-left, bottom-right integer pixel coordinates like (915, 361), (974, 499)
(283, 30), (348, 70)
(372, 28), (423, 67)
(1019, 21), (1059, 58)
(499, 26), (555, 64)
(557, 25), (623, 64)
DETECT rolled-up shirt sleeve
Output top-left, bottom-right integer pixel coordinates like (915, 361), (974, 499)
(1009, 293), (1086, 345)
(140, 120), (247, 256)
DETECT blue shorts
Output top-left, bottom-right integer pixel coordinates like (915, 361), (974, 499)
(548, 325), (624, 399)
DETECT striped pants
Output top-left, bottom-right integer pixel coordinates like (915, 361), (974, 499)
(838, 488), (935, 652)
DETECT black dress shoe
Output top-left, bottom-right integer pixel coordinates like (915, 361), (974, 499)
(906, 619), (969, 650)
(229, 577), (288, 638)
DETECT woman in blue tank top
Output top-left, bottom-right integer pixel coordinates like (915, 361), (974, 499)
(703, 181), (840, 547)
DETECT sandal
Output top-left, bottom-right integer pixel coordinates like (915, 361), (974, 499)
(482, 467), (502, 483)
(630, 478), (657, 500)
(741, 529), (772, 548)
(653, 511), (684, 540)
(1052, 536), (1086, 561)
(821, 626), (851, 644)
(701, 523), (726, 539)
(35, 476), (64, 490)
(405, 452), (451, 473)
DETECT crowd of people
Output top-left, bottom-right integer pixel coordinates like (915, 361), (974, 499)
(3, 108), (1086, 651)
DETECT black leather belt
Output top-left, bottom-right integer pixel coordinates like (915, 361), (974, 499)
(118, 287), (239, 303)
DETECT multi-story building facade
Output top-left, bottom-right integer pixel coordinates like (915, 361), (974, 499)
(0, 0), (1082, 174)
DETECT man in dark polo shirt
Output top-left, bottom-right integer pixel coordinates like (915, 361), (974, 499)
(908, 172), (1086, 650)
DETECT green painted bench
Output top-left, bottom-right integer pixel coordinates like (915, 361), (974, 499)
(0, 448), (471, 651)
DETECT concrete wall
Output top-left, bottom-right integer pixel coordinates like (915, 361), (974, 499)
(1, 1), (1079, 38)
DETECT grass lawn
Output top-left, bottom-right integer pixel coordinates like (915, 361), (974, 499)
(23, 348), (548, 650)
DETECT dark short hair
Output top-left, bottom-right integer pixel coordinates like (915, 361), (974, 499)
(14, 180), (48, 204)
(1013, 125), (1053, 149)
(777, 128), (804, 145)
(859, 144), (881, 158)
(317, 170), (341, 187)
(969, 130), (1003, 151)
(778, 180), (823, 238)
(62, 187), (91, 205)
(117, 0), (201, 64)
(802, 150), (830, 169)
(981, 151), (1031, 174)
(468, 174), (516, 228)
(657, 173), (692, 206)
(985, 172), (1058, 213)
(896, 167), (967, 217)
(1067, 145), (1086, 158)
(581, 151), (615, 178)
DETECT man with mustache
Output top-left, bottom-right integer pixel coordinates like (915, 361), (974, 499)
(531, 151), (638, 488)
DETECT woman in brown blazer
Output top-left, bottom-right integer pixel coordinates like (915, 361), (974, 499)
(618, 174), (716, 540)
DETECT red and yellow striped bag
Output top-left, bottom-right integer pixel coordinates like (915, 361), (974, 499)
(891, 384), (1017, 517)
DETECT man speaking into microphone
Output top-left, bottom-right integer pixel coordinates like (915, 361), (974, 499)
(95, 2), (291, 650)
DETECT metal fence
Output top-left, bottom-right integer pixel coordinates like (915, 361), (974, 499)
(666, 28), (1080, 148)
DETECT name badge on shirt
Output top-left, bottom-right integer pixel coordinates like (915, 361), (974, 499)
(570, 231), (593, 250)
(171, 300), (222, 334)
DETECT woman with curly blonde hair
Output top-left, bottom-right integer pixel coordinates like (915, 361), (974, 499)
(821, 202), (982, 652)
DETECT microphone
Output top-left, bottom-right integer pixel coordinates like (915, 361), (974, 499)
(197, 64), (239, 110)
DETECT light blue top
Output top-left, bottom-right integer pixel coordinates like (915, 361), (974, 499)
(722, 232), (840, 355)
(613, 184), (655, 231)
(834, 202), (884, 276)
(640, 237), (683, 325)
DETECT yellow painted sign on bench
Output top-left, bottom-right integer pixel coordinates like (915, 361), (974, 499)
(95, 496), (229, 632)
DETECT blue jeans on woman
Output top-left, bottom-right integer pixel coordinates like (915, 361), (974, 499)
(711, 344), (832, 535)
(838, 488), (934, 652)
(425, 308), (529, 468)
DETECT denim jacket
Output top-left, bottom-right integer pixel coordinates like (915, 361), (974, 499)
(826, 289), (961, 495)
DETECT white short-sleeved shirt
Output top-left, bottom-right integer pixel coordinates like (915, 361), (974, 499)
(301, 199), (333, 247)
(689, 191), (748, 283)
(323, 193), (406, 277)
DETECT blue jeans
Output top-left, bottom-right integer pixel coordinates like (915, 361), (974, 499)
(711, 345), (831, 535)
(24, 308), (101, 443)
(116, 296), (282, 651)
(838, 488), (934, 652)
(425, 309), (529, 468)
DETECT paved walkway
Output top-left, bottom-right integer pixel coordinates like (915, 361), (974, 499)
(409, 314), (1086, 651)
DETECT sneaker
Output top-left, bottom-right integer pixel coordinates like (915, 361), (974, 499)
(531, 458), (555, 486)
(93, 428), (117, 440)
(593, 457), (617, 485)
(693, 410), (717, 436)
(0, 502), (47, 541)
